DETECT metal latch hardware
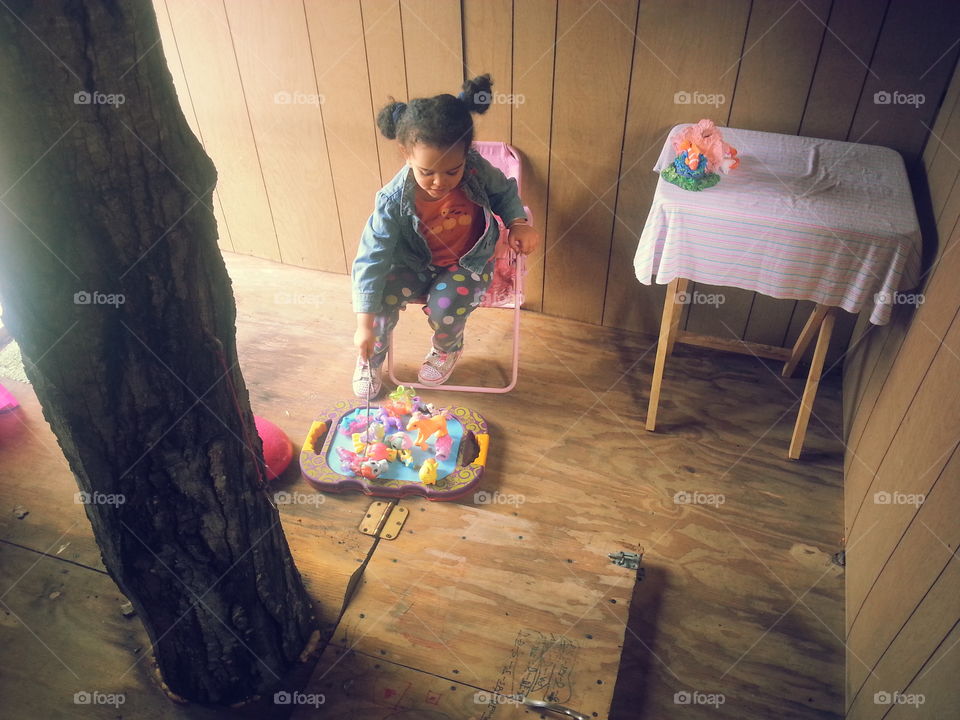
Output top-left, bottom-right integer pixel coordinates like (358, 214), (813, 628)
(608, 550), (643, 570)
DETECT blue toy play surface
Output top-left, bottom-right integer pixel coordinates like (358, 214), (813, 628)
(326, 408), (465, 482)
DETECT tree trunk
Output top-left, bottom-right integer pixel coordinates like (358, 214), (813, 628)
(0, 0), (318, 704)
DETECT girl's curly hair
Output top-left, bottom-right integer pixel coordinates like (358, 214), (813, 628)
(376, 75), (493, 151)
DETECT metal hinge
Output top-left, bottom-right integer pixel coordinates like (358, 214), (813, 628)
(359, 501), (408, 540)
(609, 549), (643, 570)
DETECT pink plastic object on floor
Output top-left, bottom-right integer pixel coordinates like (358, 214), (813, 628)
(387, 141), (529, 393)
(254, 416), (293, 481)
(0, 382), (18, 414)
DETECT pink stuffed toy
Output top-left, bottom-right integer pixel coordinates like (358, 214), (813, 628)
(672, 119), (739, 175)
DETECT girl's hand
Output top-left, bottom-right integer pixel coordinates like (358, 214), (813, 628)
(507, 223), (540, 255)
(354, 323), (375, 360)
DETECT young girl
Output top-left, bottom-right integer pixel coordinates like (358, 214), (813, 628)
(351, 75), (539, 397)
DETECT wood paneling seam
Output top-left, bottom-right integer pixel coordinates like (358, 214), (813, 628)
(600, 0), (642, 327)
(845, 442), (959, 660)
(846, 307), (960, 553)
(220, 0), (283, 261)
(841, 0), (891, 143)
(157, 0), (235, 250)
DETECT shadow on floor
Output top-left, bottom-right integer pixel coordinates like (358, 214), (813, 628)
(608, 563), (666, 720)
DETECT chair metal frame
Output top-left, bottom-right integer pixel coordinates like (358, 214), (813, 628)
(386, 142), (528, 394)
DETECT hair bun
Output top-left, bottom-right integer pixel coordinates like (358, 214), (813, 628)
(376, 100), (407, 139)
(460, 74), (493, 115)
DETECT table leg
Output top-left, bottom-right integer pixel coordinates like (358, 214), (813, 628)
(782, 304), (829, 377)
(788, 307), (836, 460)
(646, 278), (685, 432)
(665, 279), (689, 357)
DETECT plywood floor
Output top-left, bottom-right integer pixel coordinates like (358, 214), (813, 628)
(0, 252), (846, 719)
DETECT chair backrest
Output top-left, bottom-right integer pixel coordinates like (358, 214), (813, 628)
(471, 142), (526, 309)
(473, 141), (522, 190)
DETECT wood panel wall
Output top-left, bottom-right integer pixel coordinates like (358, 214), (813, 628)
(154, 0), (960, 364)
(841, 59), (960, 719)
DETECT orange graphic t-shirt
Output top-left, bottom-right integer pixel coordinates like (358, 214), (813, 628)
(415, 186), (485, 268)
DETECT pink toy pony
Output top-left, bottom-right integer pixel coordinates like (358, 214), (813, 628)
(672, 119), (739, 174)
(340, 413), (373, 437)
(337, 446), (390, 478)
(336, 446), (363, 473)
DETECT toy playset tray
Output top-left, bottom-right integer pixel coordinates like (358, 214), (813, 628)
(300, 392), (488, 501)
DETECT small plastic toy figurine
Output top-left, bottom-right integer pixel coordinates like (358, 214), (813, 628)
(365, 442), (391, 462)
(336, 445), (360, 472)
(352, 423), (385, 453)
(383, 385), (417, 417)
(337, 447), (383, 478)
(419, 458), (438, 485)
(385, 432), (414, 466)
(360, 459), (389, 480)
(412, 396), (438, 416)
(434, 433), (453, 462)
(407, 411), (449, 451)
(340, 414), (373, 437)
(378, 406), (404, 434)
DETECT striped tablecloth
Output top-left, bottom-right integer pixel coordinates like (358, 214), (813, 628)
(633, 125), (922, 325)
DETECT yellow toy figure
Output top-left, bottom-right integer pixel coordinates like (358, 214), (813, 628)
(385, 432), (415, 466)
(351, 422), (385, 453)
(419, 458), (438, 485)
(351, 432), (365, 454)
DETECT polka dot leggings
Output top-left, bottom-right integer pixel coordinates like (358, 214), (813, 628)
(368, 263), (492, 369)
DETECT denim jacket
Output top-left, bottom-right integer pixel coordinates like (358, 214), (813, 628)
(352, 148), (527, 313)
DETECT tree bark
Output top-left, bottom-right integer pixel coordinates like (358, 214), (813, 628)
(0, 0), (318, 704)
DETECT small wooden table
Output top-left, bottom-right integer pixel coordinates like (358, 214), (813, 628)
(646, 278), (837, 458)
(635, 125), (922, 459)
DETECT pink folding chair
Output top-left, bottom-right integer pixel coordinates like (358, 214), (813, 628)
(387, 141), (530, 393)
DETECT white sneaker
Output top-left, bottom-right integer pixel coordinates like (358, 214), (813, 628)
(418, 347), (462, 386)
(352, 357), (383, 398)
